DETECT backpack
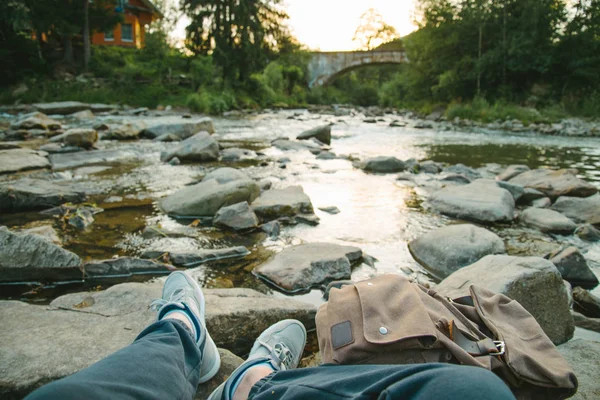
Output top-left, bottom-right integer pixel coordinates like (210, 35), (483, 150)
(316, 274), (577, 400)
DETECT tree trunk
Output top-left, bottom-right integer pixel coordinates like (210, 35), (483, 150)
(83, 0), (91, 70)
(502, 1), (507, 90)
(35, 29), (44, 61)
(477, 23), (482, 96)
(63, 36), (74, 63)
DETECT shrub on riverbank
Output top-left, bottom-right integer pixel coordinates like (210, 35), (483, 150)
(445, 98), (570, 124)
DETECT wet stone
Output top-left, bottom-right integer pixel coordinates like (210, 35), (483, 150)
(573, 287), (600, 318)
(0, 179), (87, 212)
(0, 149), (50, 174)
(496, 164), (530, 181)
(251, 186), (314, 222)
(547, 247), (598, 289)
(360, 156), (405, 173)
(531, 197), (551, 208)
(203, 167), (249, 184)
(575, 224), (600, 242)
(519, 187), (546, 204)
(160, 132), (219, 163)
(141, 247), (250, 268)
(221, 148), (258, 162)
(319, 206), (340, 215)
(214, 202), (260, 231)
(82, 257), (174, 278)
(261, 221), (281, 238)
(509, 168), (598, 199)
(141, 118), (215, 140)
(551, 194), (600, 225)
(296, 125), (331, 145)
(520, 208), (577, 234)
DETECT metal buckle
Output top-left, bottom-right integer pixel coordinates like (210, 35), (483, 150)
(490, 341), (505, 356)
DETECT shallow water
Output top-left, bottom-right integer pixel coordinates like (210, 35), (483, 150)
(1, 110), (599, 303)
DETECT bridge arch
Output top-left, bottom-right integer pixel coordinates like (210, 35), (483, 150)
(307, 50), (408, 88)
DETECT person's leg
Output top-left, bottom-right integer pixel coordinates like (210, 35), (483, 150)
(26, 271), (221, 400)
(248, 363), (516, 400)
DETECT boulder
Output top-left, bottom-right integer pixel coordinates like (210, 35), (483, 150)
(496, 164), (530, 181)
(0, 149), (50, 174)
(142, 247), (250, 268)
(509, 169), (597, 199)
(10, 112), (61, 131)
(20, 225), (61, 245)
(437, 255), (574, 345)
(496, 181), (524, 202)
(520, 208), (577, 234)
(557, 339), (600, 400)
(547, 247), (598, 289)
(408, 224), (506, 280)
(551, 194), (600, 225)
(272, 139), (322, 154)
(0, 283), (316, 398)
(261, 221), (281, 238)
(203, 167), (249, 184)
(251, 186), (314, 221)
(316, 151), (336, 160)
(296, 125), (331, 145)
(417, 160), (442, 174)
(519, 187), (546, 204)
(221, 148), (258, 162)
(531, 197), (552, 208)
(254, 243), (363, 293)
(429, 181), (516, 223)
(214, 202), (259, 231)
(442, 164), (481, 180)
(439, 174), (471, 185)
(49, 149), (135, 170)
(51, 128), (98, 149)
(81, 258), (174, 278)
(0, 179), (87, 212)
(103, 124), (142, 140)
(573, 287), (600, 318)
(141, 118), (215, 139)
(160, 132), (219, 163)
(0, 226), (82, 283)
(575, 224), (600, 242)
(33, 101), (90, 115)
(195, 349), (243, 400)
(160, 179), (260, 217)
(572, 312), (600, 334)
(360, 156), (405, 173)
(70, 110), (95, 120)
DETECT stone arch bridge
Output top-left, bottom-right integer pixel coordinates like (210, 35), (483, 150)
(307, 50), (407, 88)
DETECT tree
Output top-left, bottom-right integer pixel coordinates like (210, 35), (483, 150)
(182, 0), (290, 83)
(353, 8), (399, 50)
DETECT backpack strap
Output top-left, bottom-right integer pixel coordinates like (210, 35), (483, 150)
(449, 321), (503, 357)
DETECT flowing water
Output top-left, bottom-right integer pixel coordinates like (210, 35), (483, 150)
(1, 110), (599, 304)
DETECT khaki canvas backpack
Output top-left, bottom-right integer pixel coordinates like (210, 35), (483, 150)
(316, 274), (577, 400)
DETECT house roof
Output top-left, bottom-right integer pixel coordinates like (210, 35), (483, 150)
(126, 0), (164, 18)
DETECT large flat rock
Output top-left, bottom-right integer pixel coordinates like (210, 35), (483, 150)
(34, 101), (90, 115)
(0, 149), (50, 174)
(0, 179), (87, 212)
(251, 186), (314, 221)
(0, 282), (316, 399)
(141, 118), (215, 140)
(254, 243), (363, 293)
(558, 339), (600, 400)
(408, 224), (506, 280)
(520, 207), (577, 234)
(49, 149), (136, 170)
(437, 255), (574, 345)
(552, 194), (600, 225)
(160, 131), (219, 163)
(509, 169), (597, 199)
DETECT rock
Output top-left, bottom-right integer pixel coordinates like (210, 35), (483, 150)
(0, 179), (87, 212)
(364, 118), (377, 124)
(360, 156), (405, 173)
(426, 109), (444, 121)
(547, 248), (598, 289)
(429, 181), (515, 223)
(496, 164), (530, 181)
(324, 280), (355, 300)
(389, 120), (407, 127)
(509, 169), (597, 199)
(319, 206), (340, 215)
(39, 143), (83, 154)
(408, 224), (506, 280)
(34, 101), (90, 115)
(437, 255), (574, 345)
(551, 194), (600, 225)
(573, 287), (600, 318)
(103, 124), (141, 140)
(418, 160), (442, 174)
(0, 143), (21, 150)
(203, 167), (249, 184)
(519, 187), (546, 204)
(11, 112), (61, 131)
(439, 174), (471, 185)
(296, 213), (320, 226)
(251, 186), (314, 221)
(82, 258), (174, 278)
(68, 207), (95, 230)
(70, 110), (95, 120)
(160, 132), (219, 163)
(160, 179), (260, 217)
(0, 226), (82, 283)
(296, 125), (331, 145)
(168, 157), (181, 166)
(520, 208), (577, 234)
(89, 103), (118, 113)
(131, 107), (148, 115)
(214, 202), (259, 231)
(572, 312), (600, 334)
(153, 133), (181, 142)
(49, 149), (135, 170)
(195, 349), (243, 400)
(531, 197), (552, 208)
(442, 164), (481, 180)
(0, 149), (50, 174)
(414, 121), (434, 129)
(221, 148), (258, 162)
(575, 224), (600, 242)
(0, 283), (316, 398)
(272, 139), (322, 154)
(261, 221), (281, 238)
(254, 243), (363, 293)
(20, 226), (61, 245)
(142, 247), (250, 268)
(557, 339), (600, 399)
(316, 151), (336, 160)
(141, 118), (215, 140)
(50, 128), (98, 149)
(496, 181), (524, 202)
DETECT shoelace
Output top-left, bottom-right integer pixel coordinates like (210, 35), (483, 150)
(258, 340), (294, 371)
(149, 288), (191, 312)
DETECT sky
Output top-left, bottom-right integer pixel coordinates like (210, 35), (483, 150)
(172, 0), (418, 52)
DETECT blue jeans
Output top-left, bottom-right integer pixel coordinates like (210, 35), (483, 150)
(26, 320), (516, 400)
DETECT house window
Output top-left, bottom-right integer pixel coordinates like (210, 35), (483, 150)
(121, 24), (133, 42)
(104, 30), (114, 41)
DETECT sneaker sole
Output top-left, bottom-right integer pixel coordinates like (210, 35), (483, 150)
(179, 272), (221, 384)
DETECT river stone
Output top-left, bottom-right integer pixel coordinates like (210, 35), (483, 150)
(297, 125), (331, 145)
(557, 339), (600, 400)
(103, 124), (141, 140)
(195, 349), (243, 400)
(81, 257), (174, 278)
(261, 221), (281, 238)
(34, 101), (90, 115)
(439, 174), (471, 185)
(254, 243), (363, 293)
(575, 224), (600, 242)
(319, 206), (340, 215)
(547, 247), (598, 289)
(0, 226), (81, 283)
(160, 131), (219, 163)
(11, 112), (62, 131)
(443, 164), (482, 180)
(509, 169), (598, 199)
(573, 287), (600, 318)
(272, 139), (322, 154)
(437, 255), (574, 345)
(551, 194), (600, 225)
(0, 149), (50, 174)
(361, 156), (405, 173)
(221, 148), (258, 162)
(519, 187), (546, 204)
(70, 110), (95, 120)
(408, 224), (506, 280)
(214, 202), (259, 231)
(49, 149), (136, 170)
(520, 208), (577, 234)
(572, 312), (600, 334)
(160, 179), (260, 217)
(496, 181), (524, 201)
(203, 167), (249, 184)
(20, 225), (62, 245)
(496, 164), (530, 181)
(39, 143), (83, 154)
(141, 118), (215, 139)
(0, 179), (87, 212)
(429, 181), (516, 223)
(50, 128), (98, 149)
(316, 151), (336, 160)
(0, 283), (316, 398)
(142, 247), (250, 267)
(418, 160), (442, 174)
(251, 186), (314, 221)
(531, 197), (552, 208)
